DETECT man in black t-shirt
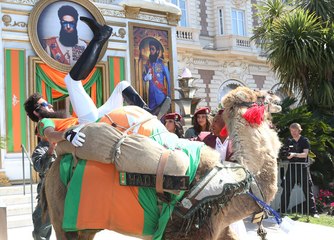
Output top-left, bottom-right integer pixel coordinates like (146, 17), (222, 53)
(280, 123), (318, 216)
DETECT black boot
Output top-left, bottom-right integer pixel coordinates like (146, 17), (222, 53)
(69, 17), (113, 81)
(122, 86), (151, 112)
(151, 97), (171, 119)
(122, 86), (171, 118)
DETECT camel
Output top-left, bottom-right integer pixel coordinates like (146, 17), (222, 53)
(41, 87), (281, 240)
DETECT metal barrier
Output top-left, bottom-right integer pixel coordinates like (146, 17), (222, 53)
(277, 161), (313, 216)
(21, 144), (34, 214)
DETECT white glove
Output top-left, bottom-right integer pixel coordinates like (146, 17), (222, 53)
(64, 125), (86, 147)
(144, 72), (152, 81)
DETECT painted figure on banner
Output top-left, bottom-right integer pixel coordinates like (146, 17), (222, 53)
(142, 38), (171, 113)
(42, 5), (88, 65)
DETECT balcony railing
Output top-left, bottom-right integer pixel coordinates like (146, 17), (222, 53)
(215, 35), (256, 52)
(236, 38), (251, 47)
(176, 30), (193, 40)
(176, 27), (200, 43)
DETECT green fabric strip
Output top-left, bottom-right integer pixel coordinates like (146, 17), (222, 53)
(138, 126), (203, 239)
(60, 154), (75, 185)
(109, 57), (116, 93)
(5, 49), (13, 152)
(95, 71), (103, 107)
(36, 65), (67, 94)
(37, 119), (56, 137)
(61, 156), (87, 231)
(139, 188), (160, 235)
(119, 57), (125, 83)
(35, 65), (102, 103)
(19, 50), (26, 147)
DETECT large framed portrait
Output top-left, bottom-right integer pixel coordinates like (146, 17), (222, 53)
(129, 23), (174, 111)
(28, 0), (107, 72)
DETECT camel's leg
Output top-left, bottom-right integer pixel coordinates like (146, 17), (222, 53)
(217, 226), (238, 240)
(44, 158), (72, 239)
(78, 230), (98, 240)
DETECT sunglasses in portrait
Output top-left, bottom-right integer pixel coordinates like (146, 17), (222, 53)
(61, 20), (76, 28)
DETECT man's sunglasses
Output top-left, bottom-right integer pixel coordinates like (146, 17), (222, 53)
(35, 101), (50, 111)
(61, 21), (75, 28)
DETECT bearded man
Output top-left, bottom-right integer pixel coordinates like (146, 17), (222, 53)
(142, 39), (171, 119)
(43, 5), (87, 65)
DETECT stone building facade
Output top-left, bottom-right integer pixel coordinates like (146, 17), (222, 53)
(174, 0), (279, 110)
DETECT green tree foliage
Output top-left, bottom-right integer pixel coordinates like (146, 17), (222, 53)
(272, 97), (334, 187)
(252, 0), (334, 112)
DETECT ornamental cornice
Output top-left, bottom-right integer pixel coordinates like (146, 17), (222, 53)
(193, 58), (221, 68)
(2, 14), (27, 28)
(249, 64), (270, 74)
(1, 0), (37, 5)
(232, 0), (248, 8)
(99, 8), (126, 17)
(137, 13), (167, 24)
(92, 0), (116, 3)
(1, 0), (117, 5)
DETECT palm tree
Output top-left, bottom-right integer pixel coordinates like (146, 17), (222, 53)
(298, 0), (334, 23)
(251, 0), (287, 49)
(252, 0), (334, 112)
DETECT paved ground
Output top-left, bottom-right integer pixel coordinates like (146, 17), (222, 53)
(6, 216), (334, 240)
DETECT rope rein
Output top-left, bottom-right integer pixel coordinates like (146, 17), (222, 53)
(108, 114), (157, 162)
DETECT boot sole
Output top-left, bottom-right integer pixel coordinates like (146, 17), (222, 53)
(157, 97), (171, 119)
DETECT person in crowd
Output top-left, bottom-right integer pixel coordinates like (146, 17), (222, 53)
(43, 5), (88, 65)
(161, 112), (184, 138)
(184, 107), (211, 139)
(31, 136), (56, 240)
(280, 123), (319, 217)
(201, 109), (246, 237)
(202, 109), (232, 162)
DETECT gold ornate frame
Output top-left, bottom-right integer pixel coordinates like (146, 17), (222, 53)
(27, 56), (108, 153)
(128, 22), (174, 106)
(28, 0), (106, 72)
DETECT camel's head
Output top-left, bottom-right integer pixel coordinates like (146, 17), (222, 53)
(256, 90), (282, 114)
(222, 87), (258, 110)
(221, 87), (259, 124)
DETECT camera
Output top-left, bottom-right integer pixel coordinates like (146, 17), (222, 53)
(278, 145), (294, 161)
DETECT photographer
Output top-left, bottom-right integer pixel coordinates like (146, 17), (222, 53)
(31, 136), (56, 240)
(279, 123), (318, 217)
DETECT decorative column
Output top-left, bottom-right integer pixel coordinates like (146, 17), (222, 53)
(173, 68), (201, 128)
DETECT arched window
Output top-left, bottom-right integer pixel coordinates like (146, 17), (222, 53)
(218, 79), (245, 103)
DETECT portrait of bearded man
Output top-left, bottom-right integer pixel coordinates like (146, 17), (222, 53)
(142, 38), (171, 114)
(42, 5), (88, 65)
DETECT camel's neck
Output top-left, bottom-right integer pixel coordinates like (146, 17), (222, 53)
(227, 108), (278, 202)
(228, 110), (247, 163)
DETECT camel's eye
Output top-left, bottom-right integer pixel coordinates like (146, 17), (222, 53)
(272, 100), (281, 105)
